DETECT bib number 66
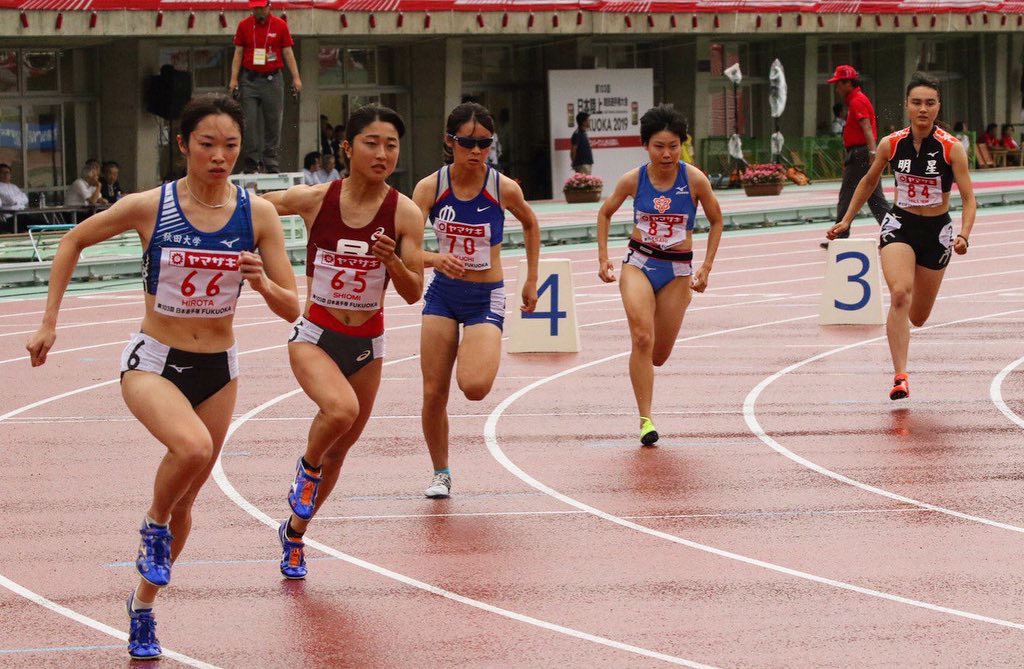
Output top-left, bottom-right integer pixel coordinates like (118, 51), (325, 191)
(181, 271), (224, 297)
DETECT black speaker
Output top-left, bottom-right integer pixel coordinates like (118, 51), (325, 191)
(145, 65), (193, 121)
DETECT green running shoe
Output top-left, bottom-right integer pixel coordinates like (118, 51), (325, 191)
(640, 417), (659, 446)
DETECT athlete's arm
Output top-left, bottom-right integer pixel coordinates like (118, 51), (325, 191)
(26, 192), (153, 366)
(262, 184), (325, 226)
(379, 194), (425, 305)
(688, 167), (723, 294)
(827, 137), (891, 239)
(596, 169), (638, 283)
(860, 118), (878, 154)
(412, 173), (465, 278)
(247, 196), (301, 322)
(500, 176), (540, 312)
(949, 142), (975, 255)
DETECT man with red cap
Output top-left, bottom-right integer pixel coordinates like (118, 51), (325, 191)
(821, 64), (889, 248)
(229, 0), (302, 173)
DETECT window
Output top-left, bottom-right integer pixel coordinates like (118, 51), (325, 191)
(0, 50), (18, 94)
(23, 51), (60, 93)
(318, 47), (390, 87)
(158, 47), (231, 91)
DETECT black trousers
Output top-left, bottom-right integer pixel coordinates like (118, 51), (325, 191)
(833, 145), (890, 239)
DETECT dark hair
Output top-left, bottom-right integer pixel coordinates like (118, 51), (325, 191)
(442, 102), (494, 164)
(179, 94), (245, 144)
(832, 102), (843, 117)
(905, 71), (941, 100)
(101, 160), (119, 171)
(575, 111), (590, 126)
(345, 103), (405, 144)
(1001, 123), (1015, 134)
(0, 163), (10, 170)
(639, 104), (688, 145)
(303, 151), (321, 170)
(85, 158), (100, 168)
(986, 123), (998, 133)
(953, 121), (965, 133)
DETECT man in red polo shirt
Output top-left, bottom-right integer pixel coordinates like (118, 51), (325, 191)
(821, 64), (889, 248)
(229, 0), (302, 173)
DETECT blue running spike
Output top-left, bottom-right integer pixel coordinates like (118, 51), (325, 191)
(278, 520), (307, 580)
(126, 593), (162, 660)
(135, 521), (173, 587)
(287, 458), (322, 520)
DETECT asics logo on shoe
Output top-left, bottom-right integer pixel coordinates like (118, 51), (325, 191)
(220, 237), (240, 248)
(356, 350), (371, 362)
(167, 365), (192, 373)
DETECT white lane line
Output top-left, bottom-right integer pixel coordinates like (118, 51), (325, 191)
(483, 310), (1024, 630)
(990, 355), (1024, 430)
(0, 574), (218, 668)
(744, 306), (1024, 534)
(212, 377), (714, 669)
(313, 507), (932, 522)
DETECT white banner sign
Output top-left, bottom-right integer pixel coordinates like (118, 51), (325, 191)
(548, 69), (654, 199)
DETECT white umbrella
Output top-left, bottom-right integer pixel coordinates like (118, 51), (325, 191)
(723, 63), (745, 174)
(769, 58), (787, 162)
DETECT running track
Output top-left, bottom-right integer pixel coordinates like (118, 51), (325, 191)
(3, 212), (1024, 667)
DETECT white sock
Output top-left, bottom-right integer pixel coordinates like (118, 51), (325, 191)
(145, 515), (168, 529)
(132, 589), (155, 612)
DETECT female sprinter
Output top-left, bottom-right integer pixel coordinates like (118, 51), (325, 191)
(828, 72), (975, 400)
(263, 104), (423, 578)
(25, 94), (300, 659)
(412, 102), (540, 498)
(596, 104), (723, 446)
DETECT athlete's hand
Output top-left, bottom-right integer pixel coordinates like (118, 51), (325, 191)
(597, 258), (616, 283)
(826, 221), (850, 240)
(520, 278), (538, 313)
(371, 233), (399, 265)
(690, 264), (711, 293)
(26, 325), (56, 367)
(239, 251), (267, 292)
(953, 235), (969, 255)
(436, 253), (466, 279)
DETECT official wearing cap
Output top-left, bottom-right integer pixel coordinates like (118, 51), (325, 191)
(229, 0), (303, 173)
(822, 64), (889, 247)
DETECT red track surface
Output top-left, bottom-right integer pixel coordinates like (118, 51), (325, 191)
(4, 212), (1024, 667)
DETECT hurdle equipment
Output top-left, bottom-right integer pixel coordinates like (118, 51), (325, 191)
(507, 258), (580, 353)
(819, 237), (885, 325)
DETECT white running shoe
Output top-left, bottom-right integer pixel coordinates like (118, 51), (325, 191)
(424, 472), (452, 498)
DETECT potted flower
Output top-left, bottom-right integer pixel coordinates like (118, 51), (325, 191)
(741, 163), (786, 196)
(563, 172), (603, 203)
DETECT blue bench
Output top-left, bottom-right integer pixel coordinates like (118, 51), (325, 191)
(27, 224), (74, 261)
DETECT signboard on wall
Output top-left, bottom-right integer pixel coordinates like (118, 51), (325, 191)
(548, 69), (654, 200)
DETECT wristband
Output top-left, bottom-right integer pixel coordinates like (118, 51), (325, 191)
(956, 234), (969, 248)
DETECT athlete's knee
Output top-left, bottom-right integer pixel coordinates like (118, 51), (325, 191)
(909, 310), (931, 327)
(177, 433), (214, 469)
(320, 400), (359, 433)
(458, 378), (493, 402)
(422, 380), (451, 408)
(888, 286), (913, 310)
(630, 328), (654, 352)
